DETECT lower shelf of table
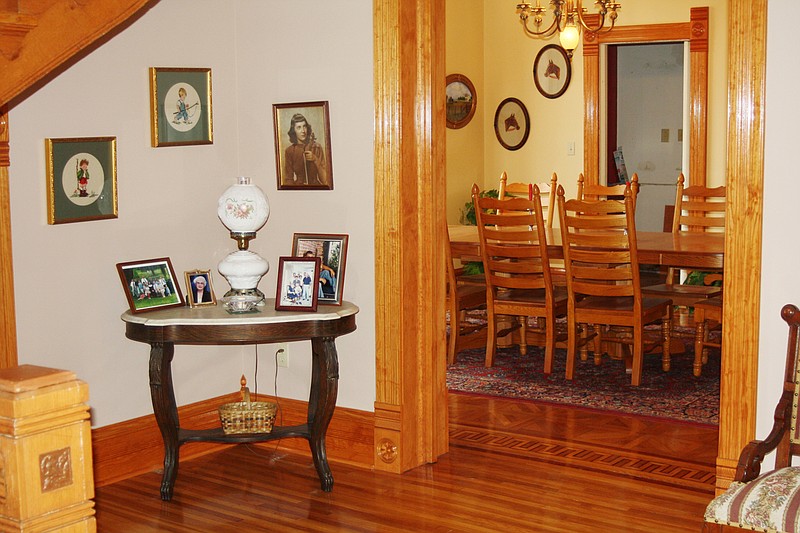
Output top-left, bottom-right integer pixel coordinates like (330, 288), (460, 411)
(178, 424), (312, 444)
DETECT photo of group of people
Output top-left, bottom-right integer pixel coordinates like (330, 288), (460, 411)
(291, 233), (348, 306)
(117, 258), (183, 313)
(276, 257), (320, 312)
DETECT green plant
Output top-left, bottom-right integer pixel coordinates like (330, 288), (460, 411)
(459, 188), (499, 225)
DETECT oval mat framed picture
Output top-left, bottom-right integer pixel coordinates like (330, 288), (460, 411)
(494, 97), (530, 151)
(533, 44), (572, 99)
(445, 73), (476, 129)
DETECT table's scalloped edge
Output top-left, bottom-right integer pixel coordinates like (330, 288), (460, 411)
(121, 299), (359, 326)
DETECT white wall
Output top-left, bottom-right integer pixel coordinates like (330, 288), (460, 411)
(8, 0), (375, 427)
(758, 0), (800, 437)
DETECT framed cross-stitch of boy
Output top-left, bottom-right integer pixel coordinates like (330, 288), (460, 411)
(150, 67), (213, 147)
(45, 136), (118, 224)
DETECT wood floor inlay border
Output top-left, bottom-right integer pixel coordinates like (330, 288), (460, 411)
(450, 425), (715, 492)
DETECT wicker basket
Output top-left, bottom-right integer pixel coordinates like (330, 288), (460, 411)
(219, 383), (277, 435)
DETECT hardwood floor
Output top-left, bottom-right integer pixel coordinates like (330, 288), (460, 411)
(95, 393), (718, 532)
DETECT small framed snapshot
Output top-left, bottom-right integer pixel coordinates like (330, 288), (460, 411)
(149, 67), (213, 147)
(446, 73), (477, 129)
(291, 233), (349, 306)
(533, 44), (572, 99)
(272, 101), (333, 191)
(184, 269), (217, 308)
(116, 257), (184, 314)
(494, 97), (530, 151)
(45, 137), (118, 225)
(275, 257), (320, 312)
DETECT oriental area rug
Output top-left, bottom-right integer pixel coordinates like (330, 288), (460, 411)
(446, 332), (720, 426)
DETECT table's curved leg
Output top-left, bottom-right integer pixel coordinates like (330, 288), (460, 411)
(148, 342), (179, 501)
(308, 336), (339, 491)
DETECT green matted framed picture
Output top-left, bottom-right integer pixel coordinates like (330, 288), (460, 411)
(149, 67), (213, 147)
(45, 136), (118, 225)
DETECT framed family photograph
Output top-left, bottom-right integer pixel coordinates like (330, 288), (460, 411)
(272, 101), (333, 191)
(149, 67), (213, 147)
(116, 257), (184, 314)
(184, 269), (216, 308)
(533, 44), (572, 99)
(45, 136), (118, 225)
(291, 233), (349, 306)
(494, 97), (530, 151)
(275, 257), (320, 312)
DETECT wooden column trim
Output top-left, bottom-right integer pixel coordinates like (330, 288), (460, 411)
(373, 0), (448, 473)
(0, 106), (17, 369)
(716, 0), (766, 492)
(689, 7), (709, 186)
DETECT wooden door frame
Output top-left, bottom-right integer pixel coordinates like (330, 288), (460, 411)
(372, 0), (764, 492)
(583, 7), (709, 187)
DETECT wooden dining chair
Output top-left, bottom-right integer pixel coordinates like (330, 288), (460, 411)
(498, 171), (558, 228)
(472, 183), (568, 370)
(703, 304), (800, 532)
(641, 173), (725, 309)
(499, 171), (565, 343)
(576, 172), (640, 206)
(556, 184), (673, 386)
(445, 232), (487, 364)
(691, 295), (721, 377)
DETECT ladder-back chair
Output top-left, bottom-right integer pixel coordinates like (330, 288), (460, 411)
(472, 183), (567, 370)
(556, 184), (672, 386)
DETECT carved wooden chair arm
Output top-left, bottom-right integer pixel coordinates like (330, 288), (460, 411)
(734, 389), (794, 483)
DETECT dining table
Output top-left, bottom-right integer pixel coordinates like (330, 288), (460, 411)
(447, 224), (725, 270)
(448, 223), (725, 358)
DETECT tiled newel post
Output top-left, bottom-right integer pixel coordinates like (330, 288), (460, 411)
(0, 365), (95, 532)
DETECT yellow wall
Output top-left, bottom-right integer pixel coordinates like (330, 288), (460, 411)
(445, 0), (484, 223)
(446, 1), (728, 223)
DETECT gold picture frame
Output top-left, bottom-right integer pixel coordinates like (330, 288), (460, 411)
(149, 67), (213, 147)
(45, 136), (118, 224)
(184, 269), (217, 308)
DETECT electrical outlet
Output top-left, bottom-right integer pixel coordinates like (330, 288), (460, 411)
(276, 344), (289, 368)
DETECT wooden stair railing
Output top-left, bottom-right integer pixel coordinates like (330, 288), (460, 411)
(0, 0), (159, 107)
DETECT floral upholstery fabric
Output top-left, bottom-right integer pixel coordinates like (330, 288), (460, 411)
(704, 467), (800, 532)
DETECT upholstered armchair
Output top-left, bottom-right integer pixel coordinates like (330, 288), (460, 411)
(703, 304), (800, 532)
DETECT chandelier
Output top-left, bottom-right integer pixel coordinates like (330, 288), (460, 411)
(516, 1), (621, 57)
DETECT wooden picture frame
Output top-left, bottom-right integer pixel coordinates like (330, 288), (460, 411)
(275, 257), (320, 312)
(273, 101), (334, 190)
(446, 73), (477, 129)
(533, 44), (572, 99)
(149, 67), (213, 147)
(45, 136), (118, 225)
(291, 233), (349, 306)
(116, 257), (184, 314)
(494, 98), (530, 151)
(184, 269), (217, 308)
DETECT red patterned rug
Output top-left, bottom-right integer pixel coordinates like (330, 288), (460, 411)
(447, 334), (720, 426)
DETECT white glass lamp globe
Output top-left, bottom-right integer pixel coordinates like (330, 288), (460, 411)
(217, 176), (270, 235)
(217, 177), (270, 303)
